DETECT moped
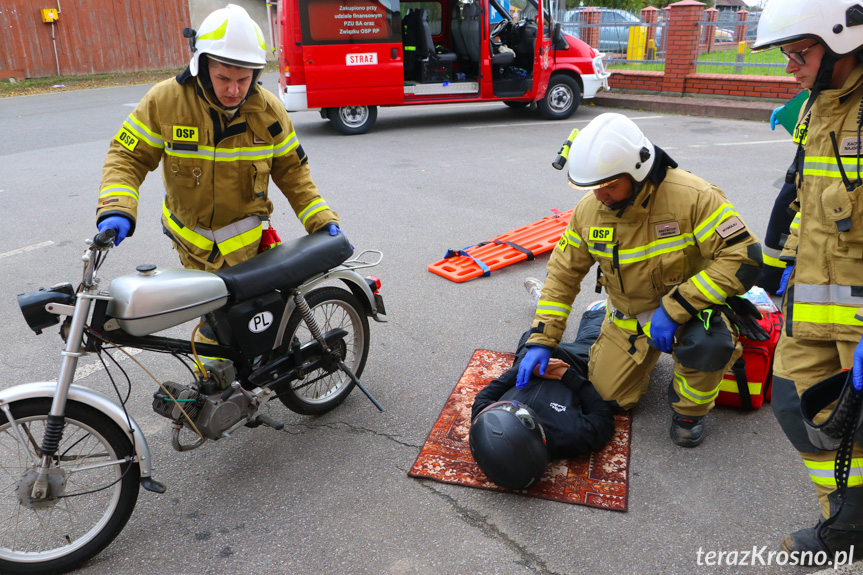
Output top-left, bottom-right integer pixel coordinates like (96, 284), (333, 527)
(0, 228), (386, 574)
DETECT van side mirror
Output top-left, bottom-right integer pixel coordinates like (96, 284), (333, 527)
(552, 22), (566, 49)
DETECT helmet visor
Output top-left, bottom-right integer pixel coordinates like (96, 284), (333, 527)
(207, 53), (266, 70)
(568, 176), (621, 192)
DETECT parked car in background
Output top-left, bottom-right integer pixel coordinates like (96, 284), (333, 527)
(563, 7), (661, 55)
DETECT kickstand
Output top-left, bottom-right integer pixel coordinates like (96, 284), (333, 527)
(338, 360), (384, 412)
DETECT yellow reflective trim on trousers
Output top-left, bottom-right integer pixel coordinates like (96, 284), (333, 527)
(790, 212), (800, 231)
(691, 271), (727, 305)
(718, 378), (762, 395)
(537, 300), (571, 318)
(805, 458), (863, 487)
(299, 199), (329, 225)
(694, 204), (738, 242)
(674, 372), (721, 405)
(613, 316), (638, 331)
(218, 222), (262, 255)
(793, 303), (863, 326)
(99, 185), (139, 201)
(162, 204), (215, 251)
(762, 253), (785, 269)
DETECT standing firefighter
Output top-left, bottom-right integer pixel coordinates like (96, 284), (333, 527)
(96, 4), (344, 270)
(753, 0), (863, 559)
(517, 113), (764, 447)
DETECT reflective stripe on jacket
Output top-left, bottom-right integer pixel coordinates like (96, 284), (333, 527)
(97, 71), (338, 268)
(783, 65), (863, 341)
(527, 168), (762, 348)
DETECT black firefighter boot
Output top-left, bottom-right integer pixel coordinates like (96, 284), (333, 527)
(783, 488), (863, 563)
(670, 412), (706, 447)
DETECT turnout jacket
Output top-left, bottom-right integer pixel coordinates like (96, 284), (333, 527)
(527, 166), (762, 349)
(783, 64), (863, 342)
(97, 70), (338, 268)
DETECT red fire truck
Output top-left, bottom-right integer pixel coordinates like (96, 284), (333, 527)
(276, 0), (610, 134)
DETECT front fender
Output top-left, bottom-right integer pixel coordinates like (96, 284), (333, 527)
(0, 382), (154, 479)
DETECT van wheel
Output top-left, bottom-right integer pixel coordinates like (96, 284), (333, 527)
(326, 106), (377, 135)
(537, 75), (581, 120)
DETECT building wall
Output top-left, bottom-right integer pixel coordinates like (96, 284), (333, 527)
(0, 0), (274, 79)
(0, 0), (189, 79)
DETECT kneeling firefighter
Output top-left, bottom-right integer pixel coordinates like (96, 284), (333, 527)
(753, 0), (863, 559)
(517, 113), (765, 447)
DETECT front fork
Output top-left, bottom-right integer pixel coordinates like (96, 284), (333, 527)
(29, 290), (95, 499)
(291, 290), (384, 412)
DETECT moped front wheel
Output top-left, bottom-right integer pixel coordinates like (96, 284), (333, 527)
(0, 398), (140, 575)
(278, 287), (370, 415)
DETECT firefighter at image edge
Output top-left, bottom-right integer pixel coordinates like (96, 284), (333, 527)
(752, 0), (863, 560)
(516, 112), (764, 449)
(95, 3), (344, 273)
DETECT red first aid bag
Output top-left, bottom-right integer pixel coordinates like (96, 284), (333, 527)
(716, 310), (783, 409)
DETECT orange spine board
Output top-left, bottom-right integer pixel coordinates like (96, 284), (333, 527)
(428, 209), (574, 283)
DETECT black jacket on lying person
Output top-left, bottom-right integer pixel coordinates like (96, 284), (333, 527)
(471, 310), (614, 459)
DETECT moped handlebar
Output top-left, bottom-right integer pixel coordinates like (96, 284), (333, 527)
(92, 228), (117, 250)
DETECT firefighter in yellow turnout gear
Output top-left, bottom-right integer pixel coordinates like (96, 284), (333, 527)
(517, 114), (763, 447)
(753, 0), (863, 560)
(95, 4), (342, 271)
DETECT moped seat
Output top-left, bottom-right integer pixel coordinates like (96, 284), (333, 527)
(215, 230), (353, 301)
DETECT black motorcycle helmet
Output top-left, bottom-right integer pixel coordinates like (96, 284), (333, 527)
(469, 400), (550, 490)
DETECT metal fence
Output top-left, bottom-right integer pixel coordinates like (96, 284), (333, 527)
(557, 8), (787, 76)
(559, 8), (666, 71)
(694, 11), (787, 76)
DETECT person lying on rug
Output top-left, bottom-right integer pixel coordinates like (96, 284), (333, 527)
(469, 309), (615, 490)
(517, 113), (765, 448)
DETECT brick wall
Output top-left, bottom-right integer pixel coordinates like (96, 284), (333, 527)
(605, 0), (799, 100)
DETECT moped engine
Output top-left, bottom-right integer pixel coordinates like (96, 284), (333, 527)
(151, 361), (257, 443)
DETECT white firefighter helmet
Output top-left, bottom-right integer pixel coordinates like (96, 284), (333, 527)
(567, 113), (655, 189)
(190, 4), (267, 76)
(753, 0), (863, 57)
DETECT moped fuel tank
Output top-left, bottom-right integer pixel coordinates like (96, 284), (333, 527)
(107, 267), (229, 336)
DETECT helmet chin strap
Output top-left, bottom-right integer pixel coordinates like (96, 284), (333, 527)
(606, 181), (640, 214)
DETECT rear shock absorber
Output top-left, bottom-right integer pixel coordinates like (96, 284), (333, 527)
(292, 291), (325, 345)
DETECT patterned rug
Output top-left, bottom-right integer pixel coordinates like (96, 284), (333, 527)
(408, 349), (631, 511)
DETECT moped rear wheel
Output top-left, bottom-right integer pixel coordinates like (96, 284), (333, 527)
(0, 398), (140, 575)
(278, 287), (370, 415)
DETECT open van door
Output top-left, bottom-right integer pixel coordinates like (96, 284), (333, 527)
(297, 0), (404, 131)
(530, 0), (553, 101)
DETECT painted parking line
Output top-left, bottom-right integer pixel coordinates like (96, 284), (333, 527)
(463, 114), (664, 130)
(714, 139), (790, 146)
(0, 241), (54, 260)
(74, 348), (143, 381)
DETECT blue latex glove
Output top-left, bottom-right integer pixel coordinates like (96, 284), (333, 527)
(516, 346), (551, 390)
(776, 264), (794, 296)
(326, 223), (354, 249)
(97, 215), (131, 246)
(770, 105), (784, 131)
(854, 336), (863, 394)
(651, 306), (679, 353)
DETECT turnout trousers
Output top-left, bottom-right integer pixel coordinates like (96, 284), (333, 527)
(587, 317), (742, 416)
(773, 335), (863, 518)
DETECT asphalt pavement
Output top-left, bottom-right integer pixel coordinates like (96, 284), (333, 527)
(593, 89), (780, 123)
(0, 76), (858, 575)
